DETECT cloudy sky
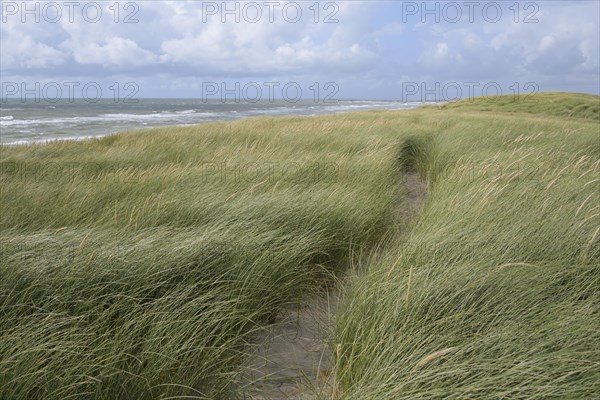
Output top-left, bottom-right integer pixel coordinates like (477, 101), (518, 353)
(1, 0), (598, 100)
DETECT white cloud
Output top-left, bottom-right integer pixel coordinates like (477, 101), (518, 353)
(65, 36), (158, 66)
(1, 0), (597, 97)
(435, 42), (449, 57)
(408, 1), (598, 87)
(0, 28), (66, 69)
(158, 2), (378, 75)
(538, 36), (555, 53)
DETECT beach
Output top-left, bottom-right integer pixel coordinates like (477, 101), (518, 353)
(0, 99), (430, 145)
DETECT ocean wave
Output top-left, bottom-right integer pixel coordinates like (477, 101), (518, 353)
(101, 111), (216, 120)
(0, 111), (219, 127)
(1, 101), (431, 144)
(2, 134), (102, 147)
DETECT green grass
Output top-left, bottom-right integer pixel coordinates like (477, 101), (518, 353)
(333, 93), (600, 399)
(0, 114), (406, 399)
(1, 92), (598, 399)
(437, 91), (600, 121)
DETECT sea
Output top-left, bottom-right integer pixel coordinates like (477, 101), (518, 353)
(0, 99), (430, 145)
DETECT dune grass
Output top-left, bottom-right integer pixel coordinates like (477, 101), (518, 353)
(437, 91), (600, 121)
(333, 93), (600, 398)
(0, 114), (409, 399)
(0, 92), (598, 399)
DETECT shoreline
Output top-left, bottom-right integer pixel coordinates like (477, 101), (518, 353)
(1, 102), (436, 147)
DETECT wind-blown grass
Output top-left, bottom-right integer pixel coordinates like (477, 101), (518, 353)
(437, 91), (600, 121)
(0, 114), (407, 399)
(333, 93), (600, 399)
(1, 93), (598, 399)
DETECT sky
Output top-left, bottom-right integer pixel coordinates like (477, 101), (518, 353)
(1, 0), (599, 101)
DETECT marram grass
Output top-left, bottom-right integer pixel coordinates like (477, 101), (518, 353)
(1, 93), (599, 399)
(1, 113), (404, 399)
(333, 93), (599, 399)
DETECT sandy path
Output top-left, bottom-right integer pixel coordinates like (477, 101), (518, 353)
(238, 172), (426, 399)
(238, 291), (338, 399)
